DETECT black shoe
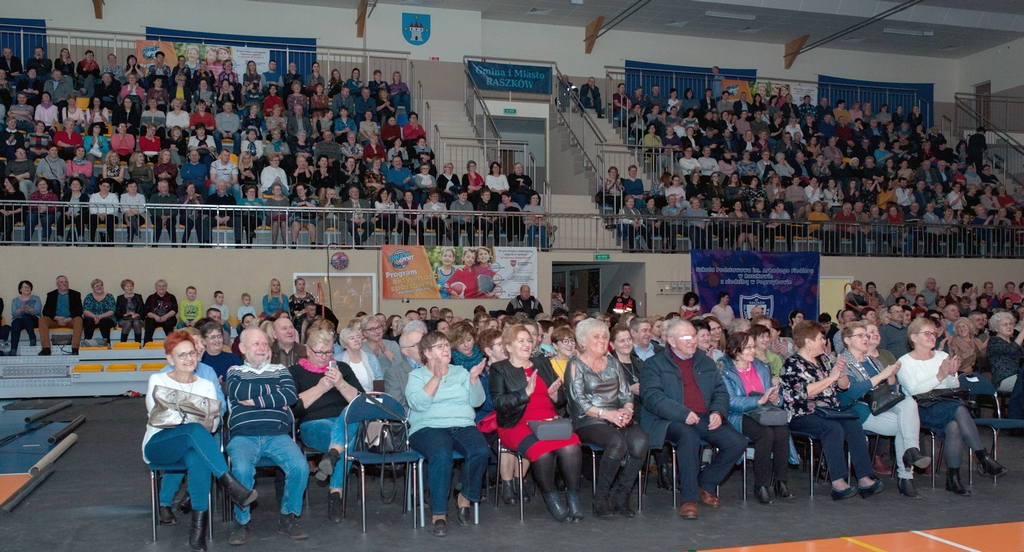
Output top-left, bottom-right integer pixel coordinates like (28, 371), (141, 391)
(500, 480), (518, 505)
(754, 485), (774, 505)
(592, 490), (614, 518)
(903, 447), (932, 470)
(456, 506), (472, 526)
(228, 522), (250, 545)
(773, 480), (795, 500)
(277, 513), (308, 540)
(158, 506), (177, 525)
(71, 347), (79, 355)
(858, 478), (884, 499)
(565, 490), (584, 522)
(188, 510), (207, 552)
(657, 465), (673, 490)
(316, 449), (340, 487)
(38, 348), (51, 356)
(830, 486), (858, 501)
(945, 468), (971, 496)
(431, 518), (448, 537)
(975, 449), (1008, 477)
(542, 492), (571, 522)
(327, 492), (343, 523)
(897, 478), (921, 499)
(219, 473), (258, 506)
(612, 489), (636, 517)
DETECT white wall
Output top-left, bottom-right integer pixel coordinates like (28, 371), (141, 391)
(957, 35), (1024, 95)
(364, 4), (482, 62)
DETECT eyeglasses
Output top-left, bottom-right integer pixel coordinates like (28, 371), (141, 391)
(175, 351), (199, 360)
(431, 343), (452, 350)
(850, 333), (869, 339)
(363, 325), (383, 332)
(916, 331), (939, 339)
(308, 348), (334, 356)
(557, 338), (576, 345)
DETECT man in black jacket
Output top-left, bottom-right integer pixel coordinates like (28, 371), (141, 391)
(38, 275), (83, 355)
(640, 318), (745, 520)
(607, 283), (637, 315)
(506, 285), (543, 319)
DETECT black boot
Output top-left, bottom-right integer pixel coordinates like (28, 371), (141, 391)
(612, 488), (636, 517)
(754, 485), (774, 505)
(975, 449), (1008, 477)
(158, 506), (177, 525)
(592, 490), (614, 518)
(897, 478), (921, 499)
(542, 492), (570, 522)
(565, 490), (584, 522)
(218, 473), (258, 506)
(773, 480), (795, 500)
(902, 447), (931, 470)
(945, 468), (971, 496)
(500, 480), (518, 505)
(657, 464), (674, 490)
(173, 477), (191, 514)
(515, 477), (532, 503)
(316, 449), (341, 487)
(188, 510), (207, 552)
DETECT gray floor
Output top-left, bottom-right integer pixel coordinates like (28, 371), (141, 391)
(4, 397), (1024, 552)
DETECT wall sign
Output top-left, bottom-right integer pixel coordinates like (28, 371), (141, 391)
(468, 61), (552, 94)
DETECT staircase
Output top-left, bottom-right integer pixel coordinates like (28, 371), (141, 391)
(549, 107), (598, 196)
(954, 93), (1024, 189)
(424, 99), (477, 141)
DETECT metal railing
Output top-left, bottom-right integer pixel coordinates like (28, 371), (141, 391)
(464, 66), (502, 141)
(954, 94), (1024, 189)
(433, 134), (531, 183)
(552, 68), (605, 189)
(2, 200), (1019, 257)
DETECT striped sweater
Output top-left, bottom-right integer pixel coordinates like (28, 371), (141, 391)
(226, 361), (297, 437)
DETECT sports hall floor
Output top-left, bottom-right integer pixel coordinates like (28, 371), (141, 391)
(3, 397), (1024, 552)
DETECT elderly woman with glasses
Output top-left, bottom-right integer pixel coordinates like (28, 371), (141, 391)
(335, 325), (383, 391)
(199, 321), (241, 381)
(144, 330), (257, 552)
(838, 321), (929, 499)
(897, 317), (1006, 496)
(406, 331), (490, 537)
(359, 314), (402, 373)
(567, 319), (648, 517)
(292, 328), (365, 522)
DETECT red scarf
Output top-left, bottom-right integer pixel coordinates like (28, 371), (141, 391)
(299, 357), (329, 374)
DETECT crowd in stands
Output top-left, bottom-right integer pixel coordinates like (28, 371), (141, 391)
(3, 271), (1023, 549)
(0, 47), (547, 247)
(595, 77), (1024, 255)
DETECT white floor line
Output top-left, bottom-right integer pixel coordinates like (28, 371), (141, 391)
(910, 531), (982, 552)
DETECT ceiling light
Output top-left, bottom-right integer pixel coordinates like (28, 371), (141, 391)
(664, 20), (689, 27)
(738, 26), (760, 33)
(529, 7), (552, 15)
(883, 27), (934, 37)
(570, 0), (584, 4)
(705, 10), (756, 21)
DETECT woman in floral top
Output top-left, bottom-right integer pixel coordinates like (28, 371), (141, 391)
(779, 321), (881, 501)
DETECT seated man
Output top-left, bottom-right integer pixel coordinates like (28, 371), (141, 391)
(383, 326), (425, 412)
(578, 77), (603, 118)
(226, 328), (309, 544)
(640, 318), (746, 520)
(38, 275), (83, 355)
(271, 316), (307, 367)
(144, 279), (178, 344)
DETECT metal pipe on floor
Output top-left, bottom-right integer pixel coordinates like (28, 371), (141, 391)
(47, 415), (86, 444)
(23, 400), (73, 423)
(30, 433), (78, 475)
(0, 463), (55, 512)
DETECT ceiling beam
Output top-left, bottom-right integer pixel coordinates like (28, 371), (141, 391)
(92, 0), (104, 19)
(584, 16), (605, 54)
(792, 0), (924, 60)
(783, 34), (809, 70)
(357, 0), (367, 38)
(595, 0), (652, 40)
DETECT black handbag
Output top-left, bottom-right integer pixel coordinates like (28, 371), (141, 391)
(863, 381), (905, 416)
(527, 417), (573, 441)
(744, 405), (790, 426)
(913, 388), (970, 409)
(813, 406), (859, 420)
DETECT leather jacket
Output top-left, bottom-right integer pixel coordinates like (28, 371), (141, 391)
(489, 355), (564, 429)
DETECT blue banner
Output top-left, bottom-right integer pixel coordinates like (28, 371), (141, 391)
(468, 61), (552, 94)
(690, 250), (819, 322)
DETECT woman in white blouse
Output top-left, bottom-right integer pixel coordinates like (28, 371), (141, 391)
(142, 331), (256, 552)
(484, 161), (510, 195)
(260, 153), (288, 194)
(896, 317), (1006, 496)
(89, 178), (120, 244)
(120, 180), (147, 244)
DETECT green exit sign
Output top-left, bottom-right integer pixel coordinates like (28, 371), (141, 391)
(594, 253), (611, 261)
(503, 108), (517, 114)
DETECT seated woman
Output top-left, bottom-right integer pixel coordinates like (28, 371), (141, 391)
(143, 331), (256, 552)
(115, 278), (144, 344)
(406, 331), (490, 537)
(719, 331), (792, 505)
(200, 321), (241, 381)
(289, 328), (364, 523)
(838, 321), (930, 499)
(82, 278), (116, 343)
(780, 320), (881, 501)
(898, 317), (1006, 496)
(261, 278), (288, 319)
(491, 324), (582, 522)
(9, 280), (42, 356)
(566, 319), (648, 517)
(987, 311), (1024, 394)
(335, 326), (384, 390)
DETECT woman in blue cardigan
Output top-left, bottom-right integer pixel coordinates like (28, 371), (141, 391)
(719, 331), (791, 505)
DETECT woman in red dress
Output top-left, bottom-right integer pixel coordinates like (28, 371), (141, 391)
(490, 324), (583, 522)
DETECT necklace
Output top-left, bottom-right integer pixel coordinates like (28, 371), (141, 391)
(169, 371), (195, 392)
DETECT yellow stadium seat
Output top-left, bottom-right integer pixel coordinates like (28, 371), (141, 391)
(73, 364), (104, 373)
(144, 341), (165, 349)
(80, 345), (108, 351)
(113, 342), (141, 350)
(76, 97), (91, 110)
(141, 363), (166, 371)
(106, 363), (138, 372)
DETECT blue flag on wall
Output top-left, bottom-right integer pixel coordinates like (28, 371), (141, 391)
(690, 250), (820, 321)
(403, 13), (430, 45)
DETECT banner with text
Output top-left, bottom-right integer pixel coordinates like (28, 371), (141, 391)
(690, 250), (819, 321)
(467, 61), (552, 95)
(382, 245), (538, 300)
(135, 40), (270, 79)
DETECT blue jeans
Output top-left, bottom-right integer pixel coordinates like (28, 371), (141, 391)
(227, 434), (307, 524)
(789, 413), (872, 483)
(10, 313), (38, 353)
(145, 424), (229, 512)
(392, 91), (411, 114)
(408, 425), (489, 515)
(300, 414), (358, 490)
(526, 225), (548, 248)
(25, 212), (55, 241)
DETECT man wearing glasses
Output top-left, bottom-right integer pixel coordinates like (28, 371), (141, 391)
(639, 318), (745, 520)
(384, 327), (426, 412)
(226, 328), (309, 544)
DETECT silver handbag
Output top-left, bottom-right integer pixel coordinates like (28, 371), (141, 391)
(148, 385), (222, 433)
